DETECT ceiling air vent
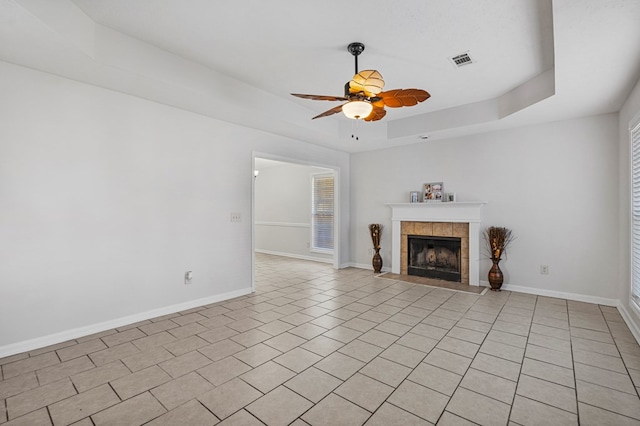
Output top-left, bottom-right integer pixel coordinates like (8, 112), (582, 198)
(449, 52), (474, 68)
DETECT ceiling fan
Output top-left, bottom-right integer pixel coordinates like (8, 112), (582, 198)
(292, 42), (430, 121)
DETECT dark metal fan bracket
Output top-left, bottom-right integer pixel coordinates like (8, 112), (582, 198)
(347, 42), (365, 75)
(345, 42), (369, 98)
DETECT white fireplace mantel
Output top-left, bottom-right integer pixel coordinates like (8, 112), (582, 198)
(386, 202), (487, 286)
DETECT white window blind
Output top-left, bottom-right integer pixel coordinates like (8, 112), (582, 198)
(311, 174), (334, 252)
(632, 119), (640, 307)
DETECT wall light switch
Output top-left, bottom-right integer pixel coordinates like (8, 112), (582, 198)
(231, 212), (241, 222)
(185, 271), (193, 284)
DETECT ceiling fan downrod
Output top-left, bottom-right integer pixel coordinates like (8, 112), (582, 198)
(347, 42), (365, 74)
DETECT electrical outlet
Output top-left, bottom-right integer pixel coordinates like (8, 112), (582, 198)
(230, 212), (241, 222)
(540, 265), (549, 275)
(185, 271), (193, 285)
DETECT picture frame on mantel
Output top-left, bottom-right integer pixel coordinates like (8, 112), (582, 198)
(410, 191), (420, 203)
(424, 182), (443, 202)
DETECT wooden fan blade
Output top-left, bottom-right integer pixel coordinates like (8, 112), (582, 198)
(312, 104), (345, 120)
(379, 89), (431, 108)
(364, 106), (387, 122)
(349, 70), (385, 97)
(291, 93), (348, 101)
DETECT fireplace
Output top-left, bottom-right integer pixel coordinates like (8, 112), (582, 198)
(387, 202), (486, 286)
(408, 235), (461, 282)
(400, 222), (469, 284)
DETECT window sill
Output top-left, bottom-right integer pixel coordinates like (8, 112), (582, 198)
(310, 248), (333, 255)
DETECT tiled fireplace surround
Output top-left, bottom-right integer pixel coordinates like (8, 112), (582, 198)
(400, 221), (470, 284)
(388, 202), (485, 286)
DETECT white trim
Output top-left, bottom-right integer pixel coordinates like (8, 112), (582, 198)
(387, 202), (486, 285)
(629, 109), (640, 132)
(349, 263), (627, 303)
(495, 282), (618, 306)
(630, 112), (640, 315)
(310, 248), (334, 255)
(0, 287), (252, 358)
(349, 261), (621, 307)
(256, 249), (333, 264)
(251, 154), (257, 293)
(333, 168), (340, 270)
(252, 151), (341, 271)
(631, 298), (640, 320)
(255, 221), (310, 228)
(618, 303), (640, 345)
(350, 262), (392, 272)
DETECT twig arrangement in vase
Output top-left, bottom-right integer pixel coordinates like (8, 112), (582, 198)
(369, 224), (383, 273)
(482, 226), (515, 291)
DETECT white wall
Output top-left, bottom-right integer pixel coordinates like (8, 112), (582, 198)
(255, 163), (332, 262)
(0, 61), (349, 354)
(2, 53), (634, 355)
(618, 74), (640, 337)
(351, 114), (619, 302)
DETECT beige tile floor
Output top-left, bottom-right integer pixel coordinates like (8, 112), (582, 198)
(2, 253), (640, 425)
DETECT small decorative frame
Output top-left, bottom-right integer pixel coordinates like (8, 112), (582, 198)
(410, 191), (420, 203)
(424, 182), (443, 202)
(445, 193), (456, 202)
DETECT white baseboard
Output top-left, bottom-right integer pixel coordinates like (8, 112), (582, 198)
(618, 303), (640, 344)
(349, 262), (391, 272)
(0, 287), (252, 358)
(256, 249), (333, 264)
(493, 281), (618, 306)
(345, 267), (620, 307)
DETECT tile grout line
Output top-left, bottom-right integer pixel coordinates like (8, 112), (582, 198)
(600, 303), (640, 399)
(245, 274), (386, 424)
(6, 256), (640, 425)
(507, 292), (535, 424)
(349, 288), (458, 423)
(288, 281), (458, 424)
(432, 297), (483, 426)
(525, 298), (595, 419)
(440, 290), (514, 425)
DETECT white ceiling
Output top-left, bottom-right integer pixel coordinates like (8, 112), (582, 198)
(2, 0), (640, 153)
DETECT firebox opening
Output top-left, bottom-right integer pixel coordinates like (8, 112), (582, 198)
(408, 235), (462, 282)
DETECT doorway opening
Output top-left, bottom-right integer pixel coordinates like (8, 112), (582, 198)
(251, 153), (340, 291)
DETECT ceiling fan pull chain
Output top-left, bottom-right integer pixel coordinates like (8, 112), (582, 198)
(351, 119), (360, 141)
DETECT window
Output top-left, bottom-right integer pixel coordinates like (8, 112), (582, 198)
(632, 116), (640, 308)
(311, 173), (334, 252)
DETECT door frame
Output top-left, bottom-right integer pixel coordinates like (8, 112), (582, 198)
(251, 151), (341, 292)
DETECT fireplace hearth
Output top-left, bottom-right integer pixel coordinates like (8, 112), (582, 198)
(408, 235), (461, 282)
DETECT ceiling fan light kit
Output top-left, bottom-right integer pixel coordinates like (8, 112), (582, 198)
(342, 100), (373, 120)
(292, 42), (430, 122)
